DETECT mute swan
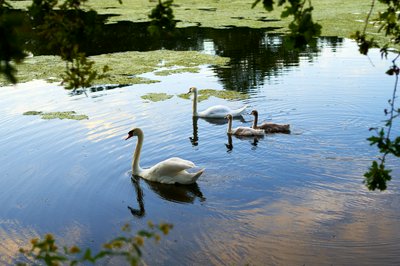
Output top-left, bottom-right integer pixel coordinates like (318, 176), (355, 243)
(250, 110), (290, 134)
(125, 128), (204, 184)
(225, 114), (264, 136)
(188, 87), (247, 118)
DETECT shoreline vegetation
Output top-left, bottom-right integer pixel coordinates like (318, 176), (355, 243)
(2, 0), (386, 87)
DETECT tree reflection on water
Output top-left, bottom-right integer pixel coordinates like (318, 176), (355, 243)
(24, 14), (343, 93)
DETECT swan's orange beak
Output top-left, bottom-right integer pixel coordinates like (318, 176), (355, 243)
(125, 134), (133, 140)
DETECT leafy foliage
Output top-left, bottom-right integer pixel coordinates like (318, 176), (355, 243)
(61, 50), (109, 91)
(253, 0), (322, 48)
(0, 1), (28, 83)
(148, 0), (176, 37)
(351, 31), (379, 55)
(364, 62), (399, 190)
(18, 222), (173, 266)
(27, 0), (109, 90)
(364, 160), (392, 191)
(351, 0), (400, 190)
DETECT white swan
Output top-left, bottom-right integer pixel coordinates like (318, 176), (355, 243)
(250, 110), (290, 134)
(225, 114), (264, 136)
(125, 128), (204, 184)
(188, 87), (247, 118)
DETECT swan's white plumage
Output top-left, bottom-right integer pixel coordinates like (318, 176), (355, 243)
(126, 128), (204, 184)
(188, 87), (247, 118)
(145, 157), (195, 178)
(198, 104), (247, 118)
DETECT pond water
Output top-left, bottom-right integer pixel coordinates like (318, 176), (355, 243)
(1, 32), (400, 265)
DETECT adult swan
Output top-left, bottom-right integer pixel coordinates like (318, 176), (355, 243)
(188, 87), (247, 118)
(125, 128), (204, 184)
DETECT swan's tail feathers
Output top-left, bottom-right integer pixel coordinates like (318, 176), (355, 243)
(174, 168), (205, 185)
(233, 105), (248, 117)
(193, 168), (205, 181)
(185, 168), (205, 184)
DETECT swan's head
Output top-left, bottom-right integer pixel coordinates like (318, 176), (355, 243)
(125, 128), (140, 140)
(225, 114), (233, 120)
(188, 87), (197, 94)
(250, 110), (258, 116)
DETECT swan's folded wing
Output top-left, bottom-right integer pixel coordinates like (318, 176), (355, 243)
(150, 157), (196, 177)
(234, 126), (264, 136)
(231, 105), (248, 116)
(199, 105), (231, 117)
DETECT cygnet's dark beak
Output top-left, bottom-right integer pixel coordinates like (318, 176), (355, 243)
(125, 133), (133, 140)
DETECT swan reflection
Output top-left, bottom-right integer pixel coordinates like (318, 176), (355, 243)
(190, 116), (247, 146)
(202, 115), (246, 125)
(128, 176), (145, 218)
(226, 134), (234, 152)
(128, 175), (206, 218)
(225, 133), (262, 152)
(190, 117), (199, 146)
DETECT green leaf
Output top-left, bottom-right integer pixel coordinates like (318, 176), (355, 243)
(93, 250), (112, 261)
(364, 161), (392, 191)
(83, 248), (93, 261)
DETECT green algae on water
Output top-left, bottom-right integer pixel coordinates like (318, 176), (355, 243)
(141, 93), (174, 102)
(23, 111), (89, 120)
(23, 111), (43, 115)
(41, 111), (89, 120)
(9, 0), (389, 45)
(0, 51), (229, 87)
(154, 67), (200, 76)
(178, 88), (249, 102)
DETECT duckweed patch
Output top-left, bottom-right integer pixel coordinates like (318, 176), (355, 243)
(23, 111), (43, 115)
(23, 111), (89, 120)
(141, 93), (174, 102)
(178, 88), (249, 102)
(0, 51), (229, 87)
(154, 67), (200, 76)
(10, 1), (388, 41)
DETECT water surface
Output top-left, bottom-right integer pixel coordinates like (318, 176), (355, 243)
(0, 36), (399, 265)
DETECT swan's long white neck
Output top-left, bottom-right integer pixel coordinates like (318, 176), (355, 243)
(252, 113), (258, 129)
(132, 129), (144, 175)
(192, 89), (199, 117)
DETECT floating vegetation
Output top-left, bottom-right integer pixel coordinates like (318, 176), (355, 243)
(0, 51), (229, 87)
(23, 111), (89, 120)
(178, 88), (249, 102)
(141, 93), (174, 102)
(154, 67), (200, 76)
(23, 111), (43, 115)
